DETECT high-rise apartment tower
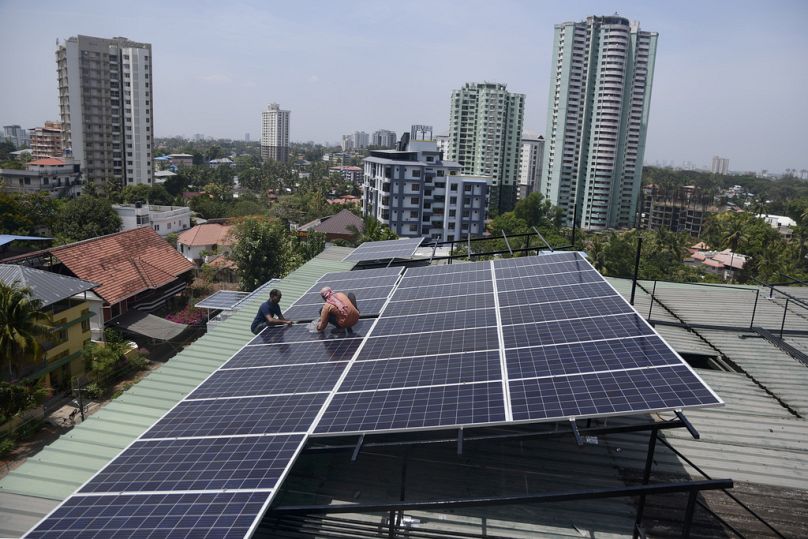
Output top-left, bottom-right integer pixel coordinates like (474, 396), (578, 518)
(57, 35), (154, 185)
(261, 103), (290, 162)
(447, 82), (525, 214)
(543, 16), (657, 229)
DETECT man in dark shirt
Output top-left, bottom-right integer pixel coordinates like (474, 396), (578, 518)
(251, 289), (292, 334)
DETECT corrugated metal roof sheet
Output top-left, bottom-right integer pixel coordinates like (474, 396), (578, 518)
(0, 264), (96, 307)
(0, 251), (355, 507)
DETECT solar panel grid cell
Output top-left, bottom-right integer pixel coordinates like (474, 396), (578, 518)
(79, 434), (304, 494)
(187, 362), (349, 400)
(502, 314), (654, 348)
(402, 261), (488, 277)
(383, 293), (492, 317)
(392, 279), (493, 301)
(224, 340), (362, 369)
(308, 274), (400, 292)
(397, 268), (492, 288)
(496, 270), (603, 291)
(372, 309), (497, 335)
(497, 281), (616, 307)
(358, 327), (500, 360)
(247, 321), (372, 345)
(498, 295), (629, 325)
(294, 285), (394, 305)
(496, 259), (593, 279)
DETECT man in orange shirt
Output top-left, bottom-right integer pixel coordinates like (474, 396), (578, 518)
(317, 287), (360, 334)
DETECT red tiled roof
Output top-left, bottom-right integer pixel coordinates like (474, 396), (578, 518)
(177, 224), (233, 247)
(29, 158), (65, 166)
(51, 227), (194, 305)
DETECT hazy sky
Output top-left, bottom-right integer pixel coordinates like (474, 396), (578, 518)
(1, 0), (806, 172)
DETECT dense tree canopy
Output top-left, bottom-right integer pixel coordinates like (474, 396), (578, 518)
(55, 196), (122, 243)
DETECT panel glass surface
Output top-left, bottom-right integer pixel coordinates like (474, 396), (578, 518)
(505, 335), (682, 379)
(195, 290), (250, 310)
(383, 294), (493, 317)
(510, 365), (720, 421)
(248, 321), (372, 345)
(79, 434), (304, 493)
(392, 280), (493, 301)
(403, 261), (488, 277)
(499, 295), (630, 325)
(294, 285), (394, 306)
(339, 351), (502, 392)
(142, 393), (328, 438)
(495, 259), (593, 279)
(188, 362), (349, 399)
(502, 314), (654, 348)
(372, 309), (497, 335)
(344, 238), (423, 261)
(358, 327), (499, 360)
(224, 339), (361, 369)
(494, 252), (581, 267)
(496, 270), (602, 291)
(398, 268), (492, 288)
(315, 382), (506, 434)
(309, 274), (400, 291)
(26, 492), (268, 539)
(317, 267), (403, 281)
(497, 282), (616, 307)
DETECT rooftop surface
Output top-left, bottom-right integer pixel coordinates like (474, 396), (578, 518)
(0, 264), (96, 307)
(2, 252), (807, 537)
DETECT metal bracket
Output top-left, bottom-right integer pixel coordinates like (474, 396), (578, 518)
(569, 419), (583, 446)
(501, 230), (513, 256)
(532, 226), (554, 252)
(351, 434), (365, 462)
(457, 428), (464, 455)
(675, 411), (700, 440)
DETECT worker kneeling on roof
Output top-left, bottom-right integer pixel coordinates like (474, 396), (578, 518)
(317, 286), (359, 334)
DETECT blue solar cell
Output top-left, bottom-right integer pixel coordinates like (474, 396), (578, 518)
(358, 327), (500, 360)
(495, 270), (602, 291)
(188, 362), (349, 399)
(495, 259), (594, 279)
(27, 492), (267, 538)
(343, 238), (423, 261)
(310, 274), (401, 291)
(284, 297), (389, 322)
(505, 335), (682, 379)
(403, 260), (488, 277)
(318, 267), (403, 280)
(498, 295), (630, 325)
(382, 293), (492, 317)
(398, 268), (492, 288)
(248, 320), (373, 345)
(315, 382), (506, 434)
(493, 252), (581, 268)
(392, 280), (494, 301)
(502, 314), (654, 348)
(294, 285), (395, 306)
(79, 434), (304, 493)
(509, 365), (720, 421)
(196, 290), (250, 310)
(372, 309), (497, 335)
(224, 339), (362, 369)
(339, 351), (502, 392)
(142, 393), (328, 438)
(497, 282), (616, 307)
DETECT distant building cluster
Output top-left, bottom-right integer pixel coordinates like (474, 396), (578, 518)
(711, 155), (730, 175)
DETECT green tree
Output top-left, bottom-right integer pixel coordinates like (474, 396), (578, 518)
(348, 215), (397, 246)
(0, 282), (51, 379)
(55, 197), (122, 243)
(513, 192), (564, 229)
(121, 184), (174, 205)
(230, 218), (301, 291)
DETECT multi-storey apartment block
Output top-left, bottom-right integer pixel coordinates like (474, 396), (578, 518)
(518, 135), (545, 200)
(447, 82), (525, 215)
(29, 121), (64, 159)
(371, 130), (397, 148)
(57, 35), (154, 186)
(261, 103), (290, 162)
(362, 141), (490, 241)
(543, 16), (657, 229)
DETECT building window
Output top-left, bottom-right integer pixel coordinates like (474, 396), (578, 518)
(437, 170), (445, 176)
(411, 169), (421, 177)
(450, 184), (458, 191)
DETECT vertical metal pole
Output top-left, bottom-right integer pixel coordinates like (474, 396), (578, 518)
(630, 237), (643, 306)
(681, 490), (698, 538)
(750, 289), (759, 328)
(647, 281), (657, 320)
(571, 198), (578, 247)
(633, 429), (657, 539)
(78, 388), (85, 421)
(449, 240), (454, 264)
(780, 298), (789, 339)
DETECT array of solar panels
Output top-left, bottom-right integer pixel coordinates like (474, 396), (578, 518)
(27, 252), (722, 538)
(342, 237), (424, 262)
(196, 290), (251, 311)
(281, 267), (402, 321)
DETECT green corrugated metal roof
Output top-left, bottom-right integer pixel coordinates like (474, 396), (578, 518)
(0, 247), (355, 501)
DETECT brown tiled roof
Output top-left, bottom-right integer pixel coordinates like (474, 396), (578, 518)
(312, 209), (363, 236)
(51, 227), (194, 305)
(177, 224), (233, 247)
(29, 158), (65, 166)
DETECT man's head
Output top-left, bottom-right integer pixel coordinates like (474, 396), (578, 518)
(319, 287), (333, 301)
(269, 289), (282, 304)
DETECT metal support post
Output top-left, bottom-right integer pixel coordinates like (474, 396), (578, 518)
(569, 419), (583, 446)
(501, 231), (513, 256)
(449, 240), (454, 264)
(633, 429), (657, 539)
(351, 434), (364, 462)
(571, 200), (579, 247)
(780, 298), (789, 339)
(682, 490), (698, 538)
(457, 428), (464, 455)
(647, 281), (657, 320)
(630, 237), (643, 306)
(674, 411), (700, 439)
(467, 235), (472, 261)
(750, 288), (759, 328)
(531, 226), (554, 252)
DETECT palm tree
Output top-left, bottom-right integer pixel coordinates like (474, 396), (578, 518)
(0, 282), (51, 379)
(348, 215), (397, 246)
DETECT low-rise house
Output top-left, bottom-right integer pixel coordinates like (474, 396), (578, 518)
(0, 264), (96, 389)
(209, 157), (234, 168)
(112, 203), (192, 237)
(329, 165), (363, 183)
(166, 153), (194, 167)
(758, 213), (796, 240)
(297, 209), (363, 241)
(153, 170), (177, 184)
(689, 246), (748, 280)
(326, 194), (361, 207)
(0, 158), (82, 198)
(177, 223), (234, 262)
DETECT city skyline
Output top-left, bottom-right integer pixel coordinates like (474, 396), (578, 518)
(1, 0), (806, 173)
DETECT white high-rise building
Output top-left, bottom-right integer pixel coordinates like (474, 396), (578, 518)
(711, 156), (729, 175)
(261, 103), (290, 162)
(543, 16), (657, 229)
(57, 35), (154, 185)
(372, 130), (397, 148)
(518, 135), (544, 200)
(447, 82), (525, 214)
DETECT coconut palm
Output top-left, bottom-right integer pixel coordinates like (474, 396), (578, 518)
(0, 282), (51, 379)
(348, 215), (397, 246)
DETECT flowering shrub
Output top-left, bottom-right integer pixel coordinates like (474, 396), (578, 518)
(166, 305), (207, 326)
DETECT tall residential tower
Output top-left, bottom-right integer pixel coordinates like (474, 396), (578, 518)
(57, 35), (154, 186)
(447, 82), (525, 214)
(261, 103), (290, 162)
(543, 16), (657, 229)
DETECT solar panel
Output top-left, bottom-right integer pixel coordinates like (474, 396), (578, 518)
(231, 278), (282, 310)
(247, 320), (373, 345)
(195, 290), (250, 310)
(358, 327), (499, 360)
(392, 279), (493, 301)
(372, 309), (496, 335)
(398, 268), (492, 288)
(342, 237), (424, 261)
(224, 340), (362, 368)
